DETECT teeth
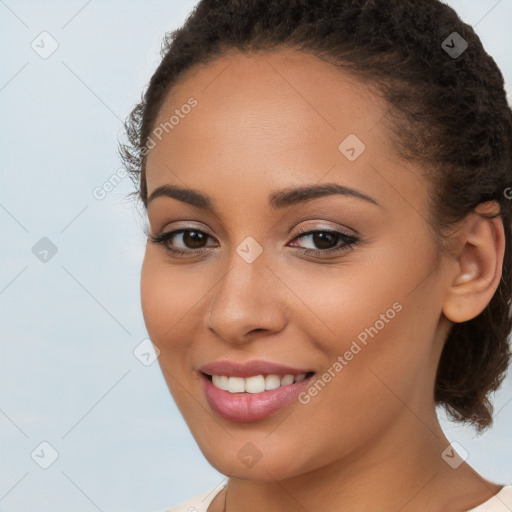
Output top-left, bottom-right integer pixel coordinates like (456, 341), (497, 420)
(265, 374), (281, 390)
(227, 377), (245, 393)
(212, 375), (229, 391)
(280, 374), (295, 386)
(245, 375), (265, 393)
(210, 373), (309, 393)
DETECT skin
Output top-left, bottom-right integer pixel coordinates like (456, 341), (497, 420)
(140, 50), (505, 512)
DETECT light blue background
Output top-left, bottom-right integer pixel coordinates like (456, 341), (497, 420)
(1, 1), (511, 511)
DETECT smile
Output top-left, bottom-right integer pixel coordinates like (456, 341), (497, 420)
(200, 369), (316, 422)
(208, 373), (310, 393)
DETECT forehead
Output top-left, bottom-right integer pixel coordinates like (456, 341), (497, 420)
(145, 50), (427, 218)
(148, 49), (387, 159)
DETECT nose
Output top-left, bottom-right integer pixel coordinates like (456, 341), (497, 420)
(206, 253), (288, 344)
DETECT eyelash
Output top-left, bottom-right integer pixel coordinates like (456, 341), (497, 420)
(148, 227), (360, 259)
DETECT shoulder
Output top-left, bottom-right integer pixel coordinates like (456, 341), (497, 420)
(157, 484), (226, 512)
(467, 484), (512, 511)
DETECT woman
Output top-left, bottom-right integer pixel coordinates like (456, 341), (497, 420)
(119, 0), (512, 510)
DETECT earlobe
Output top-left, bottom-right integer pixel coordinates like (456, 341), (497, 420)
(443, 202), (505, 324)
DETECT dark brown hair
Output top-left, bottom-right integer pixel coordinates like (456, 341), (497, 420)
(119, 0), (512, 432)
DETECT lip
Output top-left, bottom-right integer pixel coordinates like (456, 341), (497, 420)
(198, 359), (313, 378)
(198, 360), (316, 422)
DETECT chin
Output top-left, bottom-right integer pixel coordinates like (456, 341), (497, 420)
(204, 451), (302, 481)
(192, 430), (318, 482)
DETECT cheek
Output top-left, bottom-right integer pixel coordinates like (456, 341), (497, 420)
(281, 306), (435, 475)
(140, 250), (205, 414)
(289, 239), (442, 417)
(140, 247), (206, 349)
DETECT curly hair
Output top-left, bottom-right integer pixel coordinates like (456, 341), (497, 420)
(119, 0), (512, 432)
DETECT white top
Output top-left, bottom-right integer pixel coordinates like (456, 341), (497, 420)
(161, 484), (512, 512)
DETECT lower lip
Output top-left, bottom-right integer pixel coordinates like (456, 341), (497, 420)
(200, 372), (315, 422)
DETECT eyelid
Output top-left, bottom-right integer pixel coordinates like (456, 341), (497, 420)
(288, 227), (359, 252)
(292, 223), (357, 238)
(154, 221), (216, 237)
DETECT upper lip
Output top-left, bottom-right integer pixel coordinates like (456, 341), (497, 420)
(199, 359), (314, 378)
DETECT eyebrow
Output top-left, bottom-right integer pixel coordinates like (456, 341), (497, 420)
(146, 182), (380, 210)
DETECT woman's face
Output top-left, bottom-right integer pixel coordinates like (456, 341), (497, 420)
(141, 50), (453, 480)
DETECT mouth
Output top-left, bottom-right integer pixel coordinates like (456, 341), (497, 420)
(199, 370), (316, 422)
(202, 371), (316, 393)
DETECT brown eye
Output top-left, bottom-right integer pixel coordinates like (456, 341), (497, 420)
(149, 228), (218, 257)
(180, 230), (208, 249)
(310, 232), (339, 249)
(289, 229), (360, 257)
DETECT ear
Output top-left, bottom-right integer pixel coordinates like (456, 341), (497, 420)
(442, 201), (505, 323)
